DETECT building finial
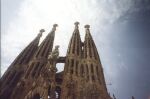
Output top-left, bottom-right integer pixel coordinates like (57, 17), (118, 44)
(84, 24), (90, 29)
(84, 25), (91, 38)
(74, 21), (80, 28)
(52, 24), (58, 32)
(38, 29), (45, 37)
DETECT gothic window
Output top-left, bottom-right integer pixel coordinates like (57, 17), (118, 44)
(76, 61), (78, 75)
(80, 64), (84, 77)
(71, 59), (74, 66)
(86, 64), (89, 80)
(86, 64), (89, 74)
(96, 66), (99, 76)
(92, 75), (95, 81)
(91, 64), (94, 74)
(70, 59), (74, 74)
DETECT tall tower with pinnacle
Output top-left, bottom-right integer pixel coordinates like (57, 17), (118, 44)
(0, 22), (116, 99)
(61, 22), (83, 99)
(0, 29), (44, 99)
(11, 24), (58, 99)
(60, 22), (110, 99)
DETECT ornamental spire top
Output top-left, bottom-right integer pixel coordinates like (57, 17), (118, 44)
(37, 29), (45, 38)
(84, 24), (90, 29)
(74, 21), (79, 29)
(52, 24), (58, 32)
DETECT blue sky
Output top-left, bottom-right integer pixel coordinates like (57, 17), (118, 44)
(1, 0), (150, 99)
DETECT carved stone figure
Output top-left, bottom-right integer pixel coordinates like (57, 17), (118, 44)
(48, 45), (59, 61)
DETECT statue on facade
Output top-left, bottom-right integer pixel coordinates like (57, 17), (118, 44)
(48, 45), (59, 61)
(48, 45), (60, 99)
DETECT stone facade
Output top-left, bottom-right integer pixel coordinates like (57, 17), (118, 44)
(0, 22), (112, 99)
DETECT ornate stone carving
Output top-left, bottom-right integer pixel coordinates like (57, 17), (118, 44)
(48, 45), (59, 60)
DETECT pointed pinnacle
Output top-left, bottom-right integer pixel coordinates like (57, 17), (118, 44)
(38, 29), (45, 37)
(40, 29), (45, 33)
(53, 24), (58, 27)
(52, 24), (58, 32)
(74, 21), (80, 28)
(84, 24), (90, 29)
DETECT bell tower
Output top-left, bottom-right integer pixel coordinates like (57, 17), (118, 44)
(60, 22), (111, 99)
(61, 22), (83, 99)
(82, 25), (110, 99)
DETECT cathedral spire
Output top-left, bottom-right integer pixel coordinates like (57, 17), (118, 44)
(83, 24), (100, 60)
(10, 29), (45, 67)
(82, 25), (110, 99)
(67, 22), (82, 56)
(1, 23), (115, 99)
(34, 24), (58, 58)
(0, 29), (44, 99)
(61, 22), (82, 99)
(24, 24), (58, 79)
(1, 29), (45, 80)
(64, 22), (82, 75)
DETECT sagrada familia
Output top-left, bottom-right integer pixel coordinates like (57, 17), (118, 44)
(0, 22), (135, 99)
